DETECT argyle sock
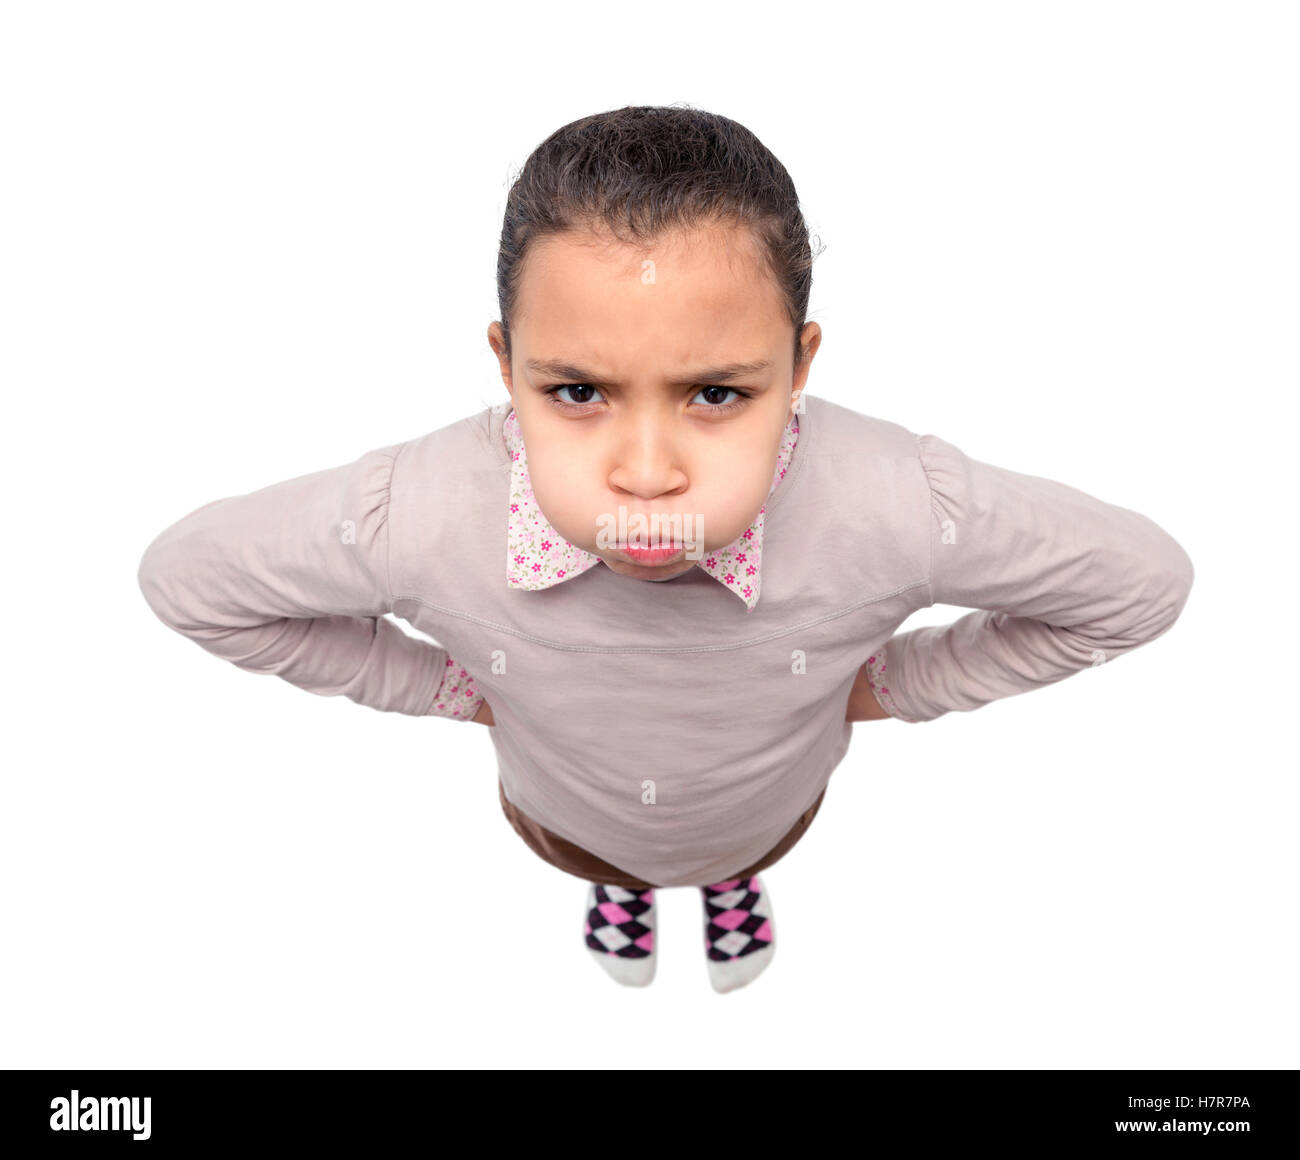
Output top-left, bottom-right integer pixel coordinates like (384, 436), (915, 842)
(584, 883), (656, 987)
(700, 874), (775, 993)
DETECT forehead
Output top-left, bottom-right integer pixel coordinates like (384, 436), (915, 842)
(513, 223), (787, 358)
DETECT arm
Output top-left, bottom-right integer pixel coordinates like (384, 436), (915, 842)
(864, 432), (1195, 723)
(137, 443), (483, 720)
(846, 661), (891, 722)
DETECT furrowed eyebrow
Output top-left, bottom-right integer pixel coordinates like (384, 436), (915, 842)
(524, 358), (772, 387)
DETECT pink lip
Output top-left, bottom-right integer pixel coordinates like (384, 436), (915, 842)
(618, 544), (685, 565)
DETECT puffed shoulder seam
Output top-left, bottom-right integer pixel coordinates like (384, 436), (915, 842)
(912, 432), (939, 609)
(375, 443), (405, 615)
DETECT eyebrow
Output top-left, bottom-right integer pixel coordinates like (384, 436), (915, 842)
(524, 357), (773, 387)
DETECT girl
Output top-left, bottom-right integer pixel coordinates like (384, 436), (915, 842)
(137, 105), (1194, 994)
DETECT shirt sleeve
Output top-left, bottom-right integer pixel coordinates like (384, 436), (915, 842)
(137, 443), (483, 720)
(864, 432), (1195, 723)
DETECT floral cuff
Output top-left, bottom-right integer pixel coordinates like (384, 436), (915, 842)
(864, 649), (908, 721)
(428, 654), (485, 721)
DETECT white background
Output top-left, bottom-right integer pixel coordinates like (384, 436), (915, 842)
(2, 1), (1295, 1068)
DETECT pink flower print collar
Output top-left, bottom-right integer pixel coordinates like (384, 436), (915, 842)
(504, 407), (799, 611)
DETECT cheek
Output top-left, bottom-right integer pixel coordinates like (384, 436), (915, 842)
(527, 457), (603, 547)
(659, 454), (770, 549)
(699, 474), (771, 544)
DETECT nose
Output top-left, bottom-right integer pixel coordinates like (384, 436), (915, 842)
(607, 415), (688, 500)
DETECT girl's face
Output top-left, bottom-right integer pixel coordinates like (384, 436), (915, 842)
(488, 222), (820, 581)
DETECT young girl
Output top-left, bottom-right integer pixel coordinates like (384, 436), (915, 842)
(137, 105), (1195, 994)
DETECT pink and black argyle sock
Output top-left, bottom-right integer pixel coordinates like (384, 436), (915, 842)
(584, 883), (656, 987)
(700, 874), (776, 992)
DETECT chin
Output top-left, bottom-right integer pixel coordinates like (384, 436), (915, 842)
(600, 554), (699, 581)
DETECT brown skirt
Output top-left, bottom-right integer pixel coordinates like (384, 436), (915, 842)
(497, 776), (828, 889)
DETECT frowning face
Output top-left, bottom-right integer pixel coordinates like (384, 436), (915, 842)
(489, 221), (819, 581)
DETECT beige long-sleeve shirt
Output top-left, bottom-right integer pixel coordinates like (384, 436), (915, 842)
(137, 394), (1194, 886)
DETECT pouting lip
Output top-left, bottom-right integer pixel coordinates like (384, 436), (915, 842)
(617, 543), (685, 550)
(614, 543), (687, 565)
(616, 545), (686, 557)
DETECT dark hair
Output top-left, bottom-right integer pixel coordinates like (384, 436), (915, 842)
(496, 104), (822, 372)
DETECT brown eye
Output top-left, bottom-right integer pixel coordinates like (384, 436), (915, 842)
(548, 384), (603, 406)
(690, 386), (751, 413)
